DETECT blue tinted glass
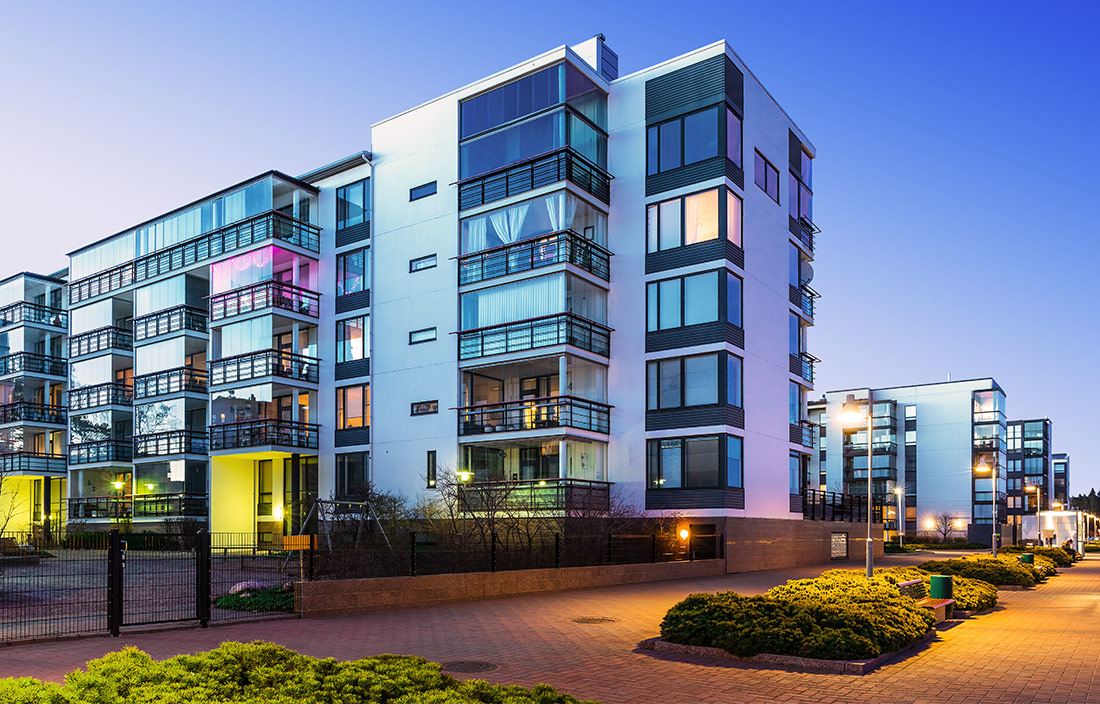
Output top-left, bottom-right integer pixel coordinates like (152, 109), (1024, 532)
(659, 120), (681, 172)
(565, 63), (607, 130)
(410, 182), (437, 201)
(459, 111), (565, 179)
(568, 113), (607, 168)
(460, 64), (564, 139)
(647, 126), (659, 176)
(726, 273), (742, 326)
(683, 107), (718, 164)
(727, 354), (742, 407)
(726, 109), (741, 166)
(727, 436), (742, 488)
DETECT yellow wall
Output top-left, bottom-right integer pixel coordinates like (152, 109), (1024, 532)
(0, 476), (35, 534)
(209, 456), (256, 535)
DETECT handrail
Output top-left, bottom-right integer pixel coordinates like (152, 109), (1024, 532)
(457, 229), (611, 284)
(455, 228), (613, 260)
(455, 145), (613, 186)
(209, 348), (320, 385)
(0, 402), (68, 424)
(457, 312), (611, 336)
(68, 382), (133, 410)
(456, 395), (613, 412)
(209, 278), (321, 321)
(0, 301), (68, 328)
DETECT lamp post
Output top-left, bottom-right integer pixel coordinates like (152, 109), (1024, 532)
(975, 458), (997, 557)
(894, 486), (904, 548)
(841, 392), (874, 578)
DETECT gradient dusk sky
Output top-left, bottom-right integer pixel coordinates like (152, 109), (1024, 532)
(1, 2), (1096, 489)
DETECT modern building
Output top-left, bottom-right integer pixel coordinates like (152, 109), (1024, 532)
(1053, 452), (1070, 508)
(1004, 419), (1053, 530)
(809, 379), (1008, 544)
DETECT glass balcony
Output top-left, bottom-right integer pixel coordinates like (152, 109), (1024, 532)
(0, 301), (67, 329)
(457, 477), (611, 514)
(458, 396), (610, 435)
(789, 352), (819, 383)
(209, 349), (319, 386)
(788, 284), (817, 319)
(208, 418), (319, 451)
(133, 306), (208, 342)
(69, 326), (133, 357)
(69, 211), (322, 305)
(458, 231), (611, 285)
(0, 352), (67, 377)
(133, 429), (209, 458)
(209, 280), (320, 322)
(788, 215), (815, 254)
(458, 148), (611, 211)
(68, 440), (133, 465)
(458, 313), (611, 360)
(973, 436), (1006, 452)
(69, 382), (133, 411)
(799, 420), (816, 449)
(132, 367), (208, 400)
(66, 493), (208, 520)
(843, 441), (899, 454)
(0, 451), (67, 474)
(0, 402), (67, 425)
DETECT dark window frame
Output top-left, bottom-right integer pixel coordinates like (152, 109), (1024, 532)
(646, 433), (743, 490)
(336, 315), (368, 364)
(411, 400), (439, 416)
(753, 151), (780, 203)
(646, 351), (743, 410)
(336, 247), (369, 297)
(410, 182), (438, 201)
(336, 178), (370, 231)
(336, 383), (370, 430)
(409, 327), (437, 345)
(645, 186), (742, 253)
(426, 450), (437, 489)
(409, 254), (438, 273)
(645, 269), (722, 332)
(646, 101), (741, 176)
(335, 452), (371, 499)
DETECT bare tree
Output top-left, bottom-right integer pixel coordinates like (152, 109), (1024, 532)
(931, 512), (962, 542)
(0, 468), (27, 536)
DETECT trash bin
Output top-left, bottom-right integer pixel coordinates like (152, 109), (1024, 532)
(929, 574), (953, 600)
(1019, 553), (1034, 564)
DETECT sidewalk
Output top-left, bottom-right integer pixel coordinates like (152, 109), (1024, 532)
(1, 552), (1097, 703)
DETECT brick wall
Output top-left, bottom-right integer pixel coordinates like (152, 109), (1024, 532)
(723, 518), (883, 572)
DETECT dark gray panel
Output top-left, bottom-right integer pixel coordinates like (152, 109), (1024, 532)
(335, 221), (371, 248)
(725, 158), (745, 190)
(789, 493), (803, 514)
(334, 427), (371, 447)
(645, 487), (745, 510)
(334, 358), (371, 380)
(645, 239), (744, 275)
(724, 56), (744, 113)
(789, 130), (803, 175)
(645, 54), (725, 124)
(645, 156), (726, 197)
(646, 323), (744, 352)
(646, 405), (745, 431)
(335, 289), (371, 314)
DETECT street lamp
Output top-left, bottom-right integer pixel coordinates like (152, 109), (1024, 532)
(1025, 484), (1042, 514)
(841, 392), (874, 578)
(975, 458), (997, 557)
(894, 486), (904, 548)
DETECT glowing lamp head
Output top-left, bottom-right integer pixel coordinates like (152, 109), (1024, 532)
(456, 470), (473, 483)
(273, 504), (285, 521)
(840, 394), (865, 425)
(111, 481), (124, 490)
(974, 458), (991, 474)
(894, 487), (903, 496)
(679, 528), (690, 541)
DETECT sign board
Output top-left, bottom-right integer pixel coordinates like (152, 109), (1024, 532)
(283, 535), (315, 551)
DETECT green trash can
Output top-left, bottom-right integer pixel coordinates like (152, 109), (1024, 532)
(1019, 553), (1034, 564)
(929, 574), (953, 600)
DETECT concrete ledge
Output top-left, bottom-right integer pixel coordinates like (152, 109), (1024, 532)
(638, 632), (934, 675)
(298, 559), (726, 617)
(996, 585), (1030, 591)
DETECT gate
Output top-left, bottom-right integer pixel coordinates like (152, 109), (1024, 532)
(106, 530), (208, 636)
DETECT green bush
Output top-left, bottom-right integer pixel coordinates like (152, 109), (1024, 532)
(1085, 543), (1100, 553)
(823, 567), (998, 612)
(918, 555), (1037, 587)
(214, 585), (294, 613)
(660, 572), (934, 661)
(0, 642), (594, 704)
(904, 542), (989, 550)
(999, 546), (1073, 567)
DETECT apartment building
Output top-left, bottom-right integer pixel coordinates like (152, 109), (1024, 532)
(1004, 419), (1053, 528)
(0, 37), (848, 558)
(1053, 452), (1070, 508)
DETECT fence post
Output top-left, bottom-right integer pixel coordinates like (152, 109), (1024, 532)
(554, 533), (561, 569)
(409, 532), (417, 577)
(651, 533), (658, 563)
(196, 530), (211, 628)
(607, 533), (613, 565)
(107, 529), (122, 637)
(490, 531), (497, 572)
(307, 538), (314, 581)
(689, 535), (695, 562)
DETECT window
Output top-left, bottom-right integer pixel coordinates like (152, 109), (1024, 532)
(790, 452), (802, 494)
(753, 151), (780, 203)
(257, 460), (273, 515)
(788, 173), (812, 221)
(459, 108), (607, 179)
(646, 271), (719, 331)
(789, 382), (802, 424)
(336, 179), (369, 230)
(335, 453), (370, 499)
(411, 400), (439, 416)
(336, 249), (369, 296)
(460, 63), (606, 139)
(336, 384), (370, 429)
(726, 108), (742, 167)
(647, 435), (738, 489)
(905, 405), (917, 419)
(789, 312), (802, 355)
(647, 352), (741, 410)
(726, 272), (742, 327)
(646, 188), (741, 252)
(336, 316), (368, 363)
(409, 254), (437, 272)
(646, 106), (722, 175)
(426, 450), (437, 488)
(409, 327), (437, 344)
(726, 190), (742, 247)
(461, 190), (607, 254)
(410, 182), (437, 201)
(727, 354), (742, 407)
(727, 436), (743, 488)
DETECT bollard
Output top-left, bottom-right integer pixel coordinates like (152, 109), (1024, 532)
(1019, 553), (1034, 564)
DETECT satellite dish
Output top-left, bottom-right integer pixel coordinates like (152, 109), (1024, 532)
(800, 261), (814, 286)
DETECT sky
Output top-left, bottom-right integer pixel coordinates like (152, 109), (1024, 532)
(1, 1), (1097, 490)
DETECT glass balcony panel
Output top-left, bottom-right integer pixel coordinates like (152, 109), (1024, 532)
(458, 313), (610, 360)
(458, 396), (610, 435)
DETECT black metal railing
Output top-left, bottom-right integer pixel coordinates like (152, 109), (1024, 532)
(457, 478), (612, 513)
(65, 493), (209, 520)
(458, 313), (611, 360)
(0, 451), (66, 474)
(789, 352), (818, 383)
(973, 436), (1007, 452)
(68, 382), (133, 410)
(0, 301), (67, 329)
(209, 349), (319, 386)
(801, 489), (884, 522)
(843, 441), (898, 454)
(209, 280), (320, 321)
(68, 440), (133, 465)
(0, 352), (67, 376)
(132, 367), (208, 400)
(69, 211), (322, 305)
(133, 305), (208, 341)
(0, 402), (67, 425)
(208, 418), (319, 451)
(789, 284), (817, 318)
(458, 395), (610, 435)
(458, 230), (611, 285)
(69, 326), (133, 357)
(789, 215), (815, 254)
(800, 420), (816, 449)
(133, 430), (209, 458)
(458, 148), (611, 211)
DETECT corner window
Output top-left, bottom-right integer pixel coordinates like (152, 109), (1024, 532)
(727, 436), (743, 488)
(646, 271), (719, 332)
(410, 182), (437, 201)
(753, 151), (780, 203)
(411, 400), (439, 416)
(788, 173), (812, 222)
(646, 353), (718, 410)
(335, 453), (370, 499)
(336, 316), (368, 363)
(727, 354), (742, 407)
(646, 106), (721, 176)
(726, 108), (742, 167)
(409, 327), (437, 345)
(647, 188), (740, 252)
(337, 384), (370, 430)
(409, 254), (437, 272)
(647, 435), (739, 490)
(336, 249), (369, 296)
(726, 272), (743, 328)
(336, 179), (370, 231)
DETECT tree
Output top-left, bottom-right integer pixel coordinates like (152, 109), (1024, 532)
(931, 512), (962, 542)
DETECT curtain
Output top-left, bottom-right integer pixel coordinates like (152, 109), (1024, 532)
(545, 192), (577, 232)
(469, 274), (563, 328)
(464, 216), (488, 254)
(489, 202), (530, 245)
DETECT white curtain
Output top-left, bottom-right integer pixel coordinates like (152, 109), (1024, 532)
(545, 192), (577, 233)
(489, 202), (530, 245)
(465, 216), (488, 254)
(468, 274), (563, 328)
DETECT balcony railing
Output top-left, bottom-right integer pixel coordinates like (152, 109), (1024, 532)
(69, 326), (133, 357)
(801, 489), (883, 523)
(209, 280), (321, 322)
(458, 230), (611, 285)
(788, 284), (817, 319)
(133, 305), (208, 342)
(68, 382), (133, 411)
(69, 211), (322, 305)
(0, 402), (67, 425)
(799, 420), (816, 449)
(66, 493), (208, 520)
(458, 396), (610, 435)
(0, 352), (67, 377)
(132, 367), (207, 400)
(209, 418), (319, 451)
(458, 148), (611, 211)
(68, 440), (133, 465)
(789, 215), (816, 254)
(0, 451), (67, 474)
(459, 313), (611, 360)
(209, 349), (319, 386)
(458, 477), (612, 514)
(133, 429), (209, 458)
(973, 436), (1006, 452)
(843, 441), (899, 454)
(789, 352), (819, 383)
(0, 301), (67, 329)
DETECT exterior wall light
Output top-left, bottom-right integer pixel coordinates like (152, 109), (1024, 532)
(679, 528), (689, 540)
(456, 470), (473, 482)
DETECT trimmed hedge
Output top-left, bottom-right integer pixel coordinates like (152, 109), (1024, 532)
(918, 555), (1038, 587)
(823, 567), (998, 612)
(999, 546), (1073, 567)
(0, 642), (594, 704)
(215, 585), (294, 613)
(660, 572), (934, 661)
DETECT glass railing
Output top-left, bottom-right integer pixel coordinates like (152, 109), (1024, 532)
(69, 211), (322, 305)
(0, 402), (67, 425)
(68, 440), (133, 465)
(132, 367), (207, 400)
(133, 306), (208, 342)
(458, 230), (611, 285)
(209, 349), (319, 386)
(209, 280), (321, 321)
(133, 429), (209, 458)
(458, 395), (610, 435)
(800, 420), (816, 449)
(0, 301), (67, 329)
(208, 418), (319, 451)
(66, 493), (208, 520)
(68, 382), (133, 411)
(789, 215), (815, 254)
(458, 313), (611, 360)
(788, 284), (816, 319)
(69, 326), (133, 357)
(457, 477), (611, 514)
(0, 451), (67, 474)
(789, 352), (818, 384)
(0, 352), (67, 376)
(843, 441), (898, 454)
(458, 148), (611, 211)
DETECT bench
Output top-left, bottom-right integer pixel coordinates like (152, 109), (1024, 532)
(897, 578), (955, 623)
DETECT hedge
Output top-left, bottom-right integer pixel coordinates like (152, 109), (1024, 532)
(918, 555), (1038, 587)
(214, 585), (294, 613)
(999, 546), (1073, 567)
(822, 567), (998, 612)
(0, 642), (595, 704)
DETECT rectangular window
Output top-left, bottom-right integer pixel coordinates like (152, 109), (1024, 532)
(789, 382), (802, 425)
(683, 272), (717, 325)
(409, 327), (437, 344)
(257, 460), (273, 515)
(790, 452), (802, 494)
(753, 151), (780, 203)
(335, 452), (370, 499)
(336, 178), (370, 230)
(647, 353), (718, 410)
(648, 435), (738, 490)
(788, 173), (812, 221)
(726, 190), (742, 247)
(336, 249), (369, 296)
(685, 436), (720, 488)
(336, 316), (368, 363)
(727, 435), (743, 488)
(409, 254), (437, 272)
(410, 182), (437, 201)
(726, 272), (742, 328)
(337, 384), (370, 430)
(727, 354), (743, 407)
(411, 400), (439, 416)
(646, 106), (721, 175)
(790, 312), (802, 356)
(726, 108), (742, 167)
(426, 450), (437, 488)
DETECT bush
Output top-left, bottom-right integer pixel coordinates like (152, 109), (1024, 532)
(214, 585), (294, 613)
(1085, 543), (1100, 553)
(660, 572), (934, 661)
(0, 642), (594, 704)
(918, 555), (1037, 587)
(999, 546), (1073, 567)
(823, 567), (998, 612)
(904, 542), (988, 550)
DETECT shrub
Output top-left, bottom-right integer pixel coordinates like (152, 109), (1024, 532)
(904, 542), (988, 550)
(999, 546), (1073, 567)
(823, 567), (998, 612)
(1085, 543), (1100, 553)
(0, 642), (593, 704)
(918, 556), (1036, 587)
(214, 585), (294, 613)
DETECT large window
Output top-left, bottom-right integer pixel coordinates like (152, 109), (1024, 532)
(646, 105), (734, 175)
(726, 272), (742, 327)
(647, 435), (741, 489)
(336, 249), (369, 296)
(727, 354), (743, 407)
(336, 384), (370, 430)
(646, 188), (741, 252)
(335, 452), (370, 499)
(336, 316), (368, 363)
(754, 151), (780, 203)
(789, 312), (802, 355)
(459, 109), (606, 179)
(789, 382), (802, 425)
(726, 107), (742, 167)
(646, 352), (742, 410)
(788, 172), (812, 221)
(460, 272), (607, 329)
(460, 190), (607, 254)
(646, 272), (718, 331)
(336, 179), (369, 231)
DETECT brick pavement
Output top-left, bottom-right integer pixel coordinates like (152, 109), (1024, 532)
(1, 551), (1098, 703)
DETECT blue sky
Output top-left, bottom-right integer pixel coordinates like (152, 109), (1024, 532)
(1, 1), (1096, 490)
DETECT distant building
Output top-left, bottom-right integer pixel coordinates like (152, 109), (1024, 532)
(1053, 453), (1070, 508)
(1004, 419), (1053, 531)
